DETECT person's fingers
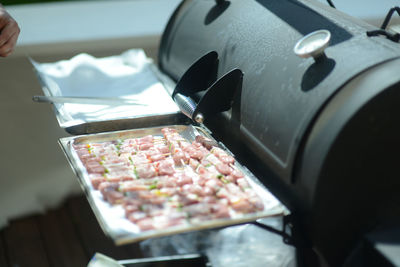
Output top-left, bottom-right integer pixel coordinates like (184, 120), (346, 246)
(0, 48), (12, 57)
(0, 23), (14, 46)
(0, 9), (6, 23)
(0, 5), (20, 55)
(0, 7), (10, 29)
(0, 32), (18, 57)
(0, 44), (12, 57)
(0, 19), (19, 47)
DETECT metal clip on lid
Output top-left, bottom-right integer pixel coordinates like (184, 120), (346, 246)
(172, 52), (243, 124)
(172, 51), (218, 124)
(366, 6), (400, 43)
(294, 29), (331, 62)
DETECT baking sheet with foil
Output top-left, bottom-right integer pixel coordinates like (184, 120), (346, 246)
(59, 124), (288, 245)
(31, 49), (181, 135)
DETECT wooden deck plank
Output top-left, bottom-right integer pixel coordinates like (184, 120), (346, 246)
(38, 205), (89, 267)
(1, 194), (144, 266)
(3, 216), (50, 267)
(0, 233), (10, 267)
(67, 195), (143, 261)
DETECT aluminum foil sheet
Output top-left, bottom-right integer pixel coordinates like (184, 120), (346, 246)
(31, 49), (181, 134)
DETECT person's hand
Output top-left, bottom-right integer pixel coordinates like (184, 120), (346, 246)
(0, 4), (20, 57)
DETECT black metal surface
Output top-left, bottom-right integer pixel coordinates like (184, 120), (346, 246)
(326, 0), (335, 9)
(379, 6), (400, 30)
(366, 6), (400, 43)
(366, 29), (400, 43)
(158, 0), (400, 187)
(172, 51), (219, 99)
(293, 58), (400, 266)
(172, 51), (243, 123)
(120, 254), (210, 267)
(193, 68), (243, 122)
(158, 0), (400, 265)
(343, 222), (400, 267)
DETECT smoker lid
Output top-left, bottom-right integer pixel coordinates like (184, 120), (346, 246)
(158, 0), (400, 183)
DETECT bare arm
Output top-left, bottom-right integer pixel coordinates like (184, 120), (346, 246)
(0, 3), (20, 57)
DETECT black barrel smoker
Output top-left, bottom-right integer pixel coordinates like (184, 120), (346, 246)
(157, 0), (400, 266)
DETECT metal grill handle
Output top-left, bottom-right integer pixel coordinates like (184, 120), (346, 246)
(174, 93), (199, 121)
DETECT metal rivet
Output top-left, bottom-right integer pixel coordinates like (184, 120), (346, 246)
(195, 113), (204, 124)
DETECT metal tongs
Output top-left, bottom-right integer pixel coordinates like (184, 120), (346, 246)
(32, 95), (146, 106)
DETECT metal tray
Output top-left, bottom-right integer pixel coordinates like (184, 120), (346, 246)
(31, 50), (184, 135)
(59, 124), (288, 245)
